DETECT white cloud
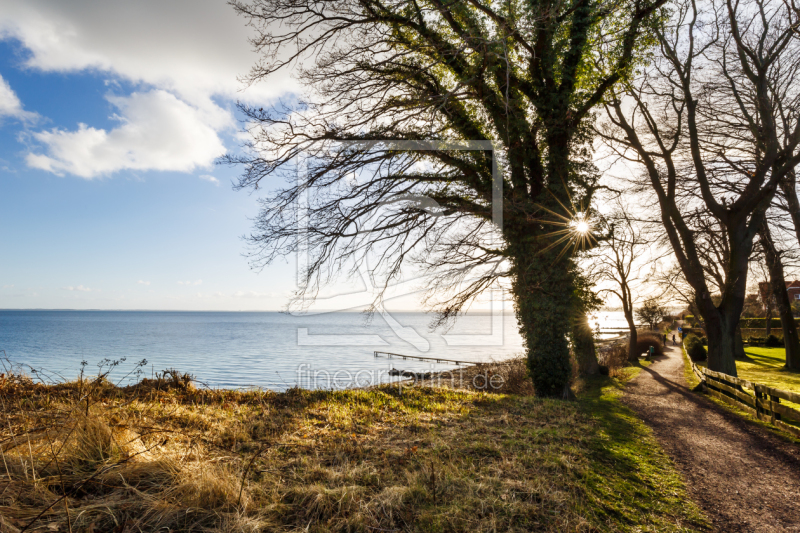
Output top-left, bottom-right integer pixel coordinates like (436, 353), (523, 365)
(178, 279), (203, 286)
(63, 285), (92, 292)
(0, 74), (36, 121)
(137, 280), (150, 286)
(2, 284), (14, 288)
(199, 174), (220, 186)
(0, 0), (299, 178)
(232, 290), (277, 299)
(26, 90), (228, 178)
(0, 0), (296, 104)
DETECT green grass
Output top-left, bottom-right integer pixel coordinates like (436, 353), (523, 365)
(739, 347), (800, 395)
(577, 372), (706, 532)
(680, 344), (701, 389)
(0, 366), (706, 532)
(683, 345), (800, 442)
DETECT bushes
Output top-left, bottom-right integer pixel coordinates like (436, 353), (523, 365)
(636, 334), (664, 357)
(684, 334), (707, 361)
(739, 317), (787, 329)
(747, 334), (784, 347)
(599, 344), (629, 377)
(765, 334), (782, 347)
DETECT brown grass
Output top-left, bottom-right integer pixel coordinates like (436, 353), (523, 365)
(0, 364), (705, 532)
(414, 356), (535, 395)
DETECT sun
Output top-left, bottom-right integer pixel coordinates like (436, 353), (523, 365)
(531, 192), (598, 261)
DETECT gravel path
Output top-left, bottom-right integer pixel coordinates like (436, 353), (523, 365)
(622, 336), (800, 532)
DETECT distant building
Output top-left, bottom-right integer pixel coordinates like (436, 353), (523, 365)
(759, 280), (800, 303)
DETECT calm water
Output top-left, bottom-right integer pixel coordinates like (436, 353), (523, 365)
(0, 310), (529, 390)
(0, 310), (630, 390)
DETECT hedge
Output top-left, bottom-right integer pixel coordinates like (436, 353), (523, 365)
(683, 317), (800, 328)
(684, 334), (707, 361)
(739, 317), (796, 328)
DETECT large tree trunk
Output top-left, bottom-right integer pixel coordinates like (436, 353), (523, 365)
(511, 240), (575, 398)
(735, 325), (747, 360)
(572, 313), (599, 376)
(704, 313), (740, 376)
(760, 222), (800, 371)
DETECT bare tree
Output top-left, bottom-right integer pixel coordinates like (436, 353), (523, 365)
(600, 0), (800, 375)
(758, 220), (800, 368)
(587, 202), (657, 362)
(228, 0), (667, 396)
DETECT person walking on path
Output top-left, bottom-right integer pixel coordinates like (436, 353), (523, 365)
(663, 333), (667, 347)
(672, 334), (676, 346)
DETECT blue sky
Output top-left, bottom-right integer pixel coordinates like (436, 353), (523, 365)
(0, 0), (301, 310)
(0, 0), (515, 314)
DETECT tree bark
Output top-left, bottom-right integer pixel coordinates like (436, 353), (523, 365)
(625, 315), (639, 364)
(572, 313), (599, 376)
(511, 237), (574, 398)
(766, 306), (773, 337)
(703, 313), (740, 376)
(735, 325), (747, 360)
(760, 222), (800, 371)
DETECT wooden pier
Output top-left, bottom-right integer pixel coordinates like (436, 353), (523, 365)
(373, 351), (481, 366)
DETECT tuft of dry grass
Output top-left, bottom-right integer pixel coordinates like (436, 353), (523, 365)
(0, 363), (704, 532)
(414, 356), (535, 395)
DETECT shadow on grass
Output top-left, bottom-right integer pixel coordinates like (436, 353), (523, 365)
(575, 374), (708, 531)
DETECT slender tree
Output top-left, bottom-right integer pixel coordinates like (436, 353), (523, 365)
(600, 0), (800, 375)
(758, 221), (800, 369)
(229, 0), (667, 396)
(587, 202), (658, 362)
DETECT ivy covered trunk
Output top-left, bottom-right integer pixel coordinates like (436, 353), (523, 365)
(572, 313), (599, 376)
(510, 236), (575, 398)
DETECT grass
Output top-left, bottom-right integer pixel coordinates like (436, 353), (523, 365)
(738, 347), (800, 395)
(0, 361), (706, 532)
(694, 347), (800, 406)
(680, 345), (701, 389)
(681, 345), (800, 443)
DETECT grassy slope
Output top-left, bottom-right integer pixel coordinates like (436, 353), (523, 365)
(0, 370), (705, 532)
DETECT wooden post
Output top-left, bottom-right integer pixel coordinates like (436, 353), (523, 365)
(771, 393), (782, 422)
(754, 385), (761, 418)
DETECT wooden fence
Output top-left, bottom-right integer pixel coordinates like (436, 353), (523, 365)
(690, 360), (800, 437)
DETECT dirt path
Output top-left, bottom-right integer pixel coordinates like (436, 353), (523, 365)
(622, 334), (800, 532)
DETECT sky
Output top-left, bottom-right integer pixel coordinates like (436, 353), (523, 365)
(0, 0), (612, 314)
(0, 0), (315, 310)
(0, 0), (507, 313)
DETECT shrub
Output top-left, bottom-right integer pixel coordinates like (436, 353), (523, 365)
(598, 344), (631, 378)
(739, 317), (787, 329)
(636, 334), (664, 357)
(684, 334), (707, 361)
(700, 337), (708, 346)
(765, 334), (782, 347)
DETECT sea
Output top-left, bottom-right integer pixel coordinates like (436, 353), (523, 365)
(0, 309), (630, 390)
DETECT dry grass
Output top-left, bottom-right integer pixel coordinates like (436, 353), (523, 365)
(0, 363), (705, 532)
(414, 356), (535, 395)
